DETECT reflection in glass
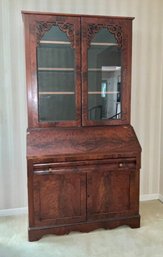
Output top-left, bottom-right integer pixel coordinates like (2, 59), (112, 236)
(88, 28), (122, 120)
(37, 26), (75, 122)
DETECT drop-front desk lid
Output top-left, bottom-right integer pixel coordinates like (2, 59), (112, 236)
(27, 125), (141, 162)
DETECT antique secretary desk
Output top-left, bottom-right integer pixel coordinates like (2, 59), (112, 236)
(22, 11), (141, 241)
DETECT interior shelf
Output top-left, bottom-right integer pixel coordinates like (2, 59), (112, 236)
(39, 91), (75, 95)
(40, 40), (118, 46)
(38, 68), (74, 71)
(88, 66), (121, 71)
(88, 91), (119, 94)
(91, 42), (118, 46)
(39, 91), (118, 95)
(40, 40), (70, 45)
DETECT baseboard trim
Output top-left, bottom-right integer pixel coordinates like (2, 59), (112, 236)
(140, 194), (159, 201)
(159, 194), (163, 203)
(0, 207), (28, 216)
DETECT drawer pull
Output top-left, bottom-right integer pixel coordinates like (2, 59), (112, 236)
(119, 163), (123, 167)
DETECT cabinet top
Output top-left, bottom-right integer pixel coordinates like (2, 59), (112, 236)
(21, 11), (134, 20)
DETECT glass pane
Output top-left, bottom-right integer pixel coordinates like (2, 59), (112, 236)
(88, 28), (121, 120)
(37, 26), (75, 122)
(39, 94), (75, 121)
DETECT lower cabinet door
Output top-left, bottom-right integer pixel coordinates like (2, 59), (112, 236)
(33, 172), (86, 226)
(87, 167), (139, 220)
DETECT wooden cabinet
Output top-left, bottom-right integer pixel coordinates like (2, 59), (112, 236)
(22, 11), (141, 241)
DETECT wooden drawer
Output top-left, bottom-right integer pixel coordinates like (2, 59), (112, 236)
(33, 158), (137, 175)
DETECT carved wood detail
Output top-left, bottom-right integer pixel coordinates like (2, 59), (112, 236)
(87, 23), (123, 47)
(35, 21), (75, 48)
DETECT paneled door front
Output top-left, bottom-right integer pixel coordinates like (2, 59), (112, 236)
(33, 171), (86, 226)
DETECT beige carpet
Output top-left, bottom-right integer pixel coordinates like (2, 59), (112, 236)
(0, 200), (163, 257)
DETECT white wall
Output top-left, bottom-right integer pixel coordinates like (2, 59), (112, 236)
(0, 0), (163, 209)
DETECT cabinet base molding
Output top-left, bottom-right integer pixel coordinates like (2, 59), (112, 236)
(28, 215), (140, 241)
